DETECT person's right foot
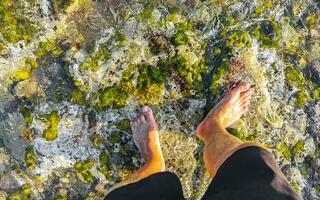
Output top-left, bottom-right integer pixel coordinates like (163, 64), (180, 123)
(195, 81), (253, 140)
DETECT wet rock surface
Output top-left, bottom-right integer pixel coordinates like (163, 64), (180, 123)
(0, 0), (320, 199)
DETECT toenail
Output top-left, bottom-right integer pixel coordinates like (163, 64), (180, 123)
(141, 106), (149, 112)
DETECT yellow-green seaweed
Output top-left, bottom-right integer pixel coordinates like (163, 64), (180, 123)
(25, 146), (37, 171)
(42, 111), (61, 141)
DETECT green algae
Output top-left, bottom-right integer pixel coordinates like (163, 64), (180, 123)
(13, 69), (32, 82)
(170, 22), (193, 46)
(25, 58), (38, 70)
(115, 118), (131, 132)
(227, 128), (256, 142)
(0, 0), (38, 44)
(291, 140), (305, 157)
(25, 146), (37, 171)
(225, 30), (252, 51)
(278, 143), (292, 161)
(278, 140), (305, 160)
(71, 90), (86, 106)
(254, 0), (273, 16)
(295, 92), (309, 108)
(90, 134), (104, 149)
(136, 63), (168, 104)
(42, 111), (61, 141)
(250, 20), (282, 49)
(99, 151), (112, 180)
(311, 87), (320, 103)
(108, 131), (121, 144)
(109, 31), (127, 50)
(74, 160), (96, 184)
(306, 13), (318, 29)
(80, 46), (110, 72)
(9, 184), (32, 200)
(284, 65), (308, 91)
(96, 86), (128, 109)
(35, 39), (63, 58)
(20, 107), (33, 126)
(52, 0), (73, 14)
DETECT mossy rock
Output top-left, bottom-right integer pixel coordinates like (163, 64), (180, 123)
(25, 146), (37, 171)
(42, 111), (61, 141)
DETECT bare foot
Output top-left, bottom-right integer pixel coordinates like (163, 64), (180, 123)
(131, 106), (165, 170)
(196, 81), (252, 141)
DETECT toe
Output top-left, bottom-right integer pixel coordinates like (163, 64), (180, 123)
(240, 88), (252, 98)
(231, 81), (251, 95)
(141, 106), (155, 121)
(139, 114), (146, 123)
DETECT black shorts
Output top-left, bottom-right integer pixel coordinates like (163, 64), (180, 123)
(104, 146), (301, 200)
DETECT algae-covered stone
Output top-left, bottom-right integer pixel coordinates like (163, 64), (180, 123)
(284, 65), (307, 91)
(42, 111), (61, 141)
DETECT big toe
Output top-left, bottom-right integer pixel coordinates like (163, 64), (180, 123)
(141, 106), (158, 128)
(230, 81), (250, 96)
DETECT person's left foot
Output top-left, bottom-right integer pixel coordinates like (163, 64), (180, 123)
(131, 106), (165, 170)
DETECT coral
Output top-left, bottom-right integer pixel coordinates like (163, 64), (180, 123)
(42, 111), (61, 141)
(95, 86), (128, 109)
(74, 160), (96, 183)
(25, 146), (37, 171)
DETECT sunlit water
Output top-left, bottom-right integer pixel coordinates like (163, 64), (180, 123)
(0, 0), (319, 199)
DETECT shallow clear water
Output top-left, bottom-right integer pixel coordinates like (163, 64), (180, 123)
(0, 0), (319, 199)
